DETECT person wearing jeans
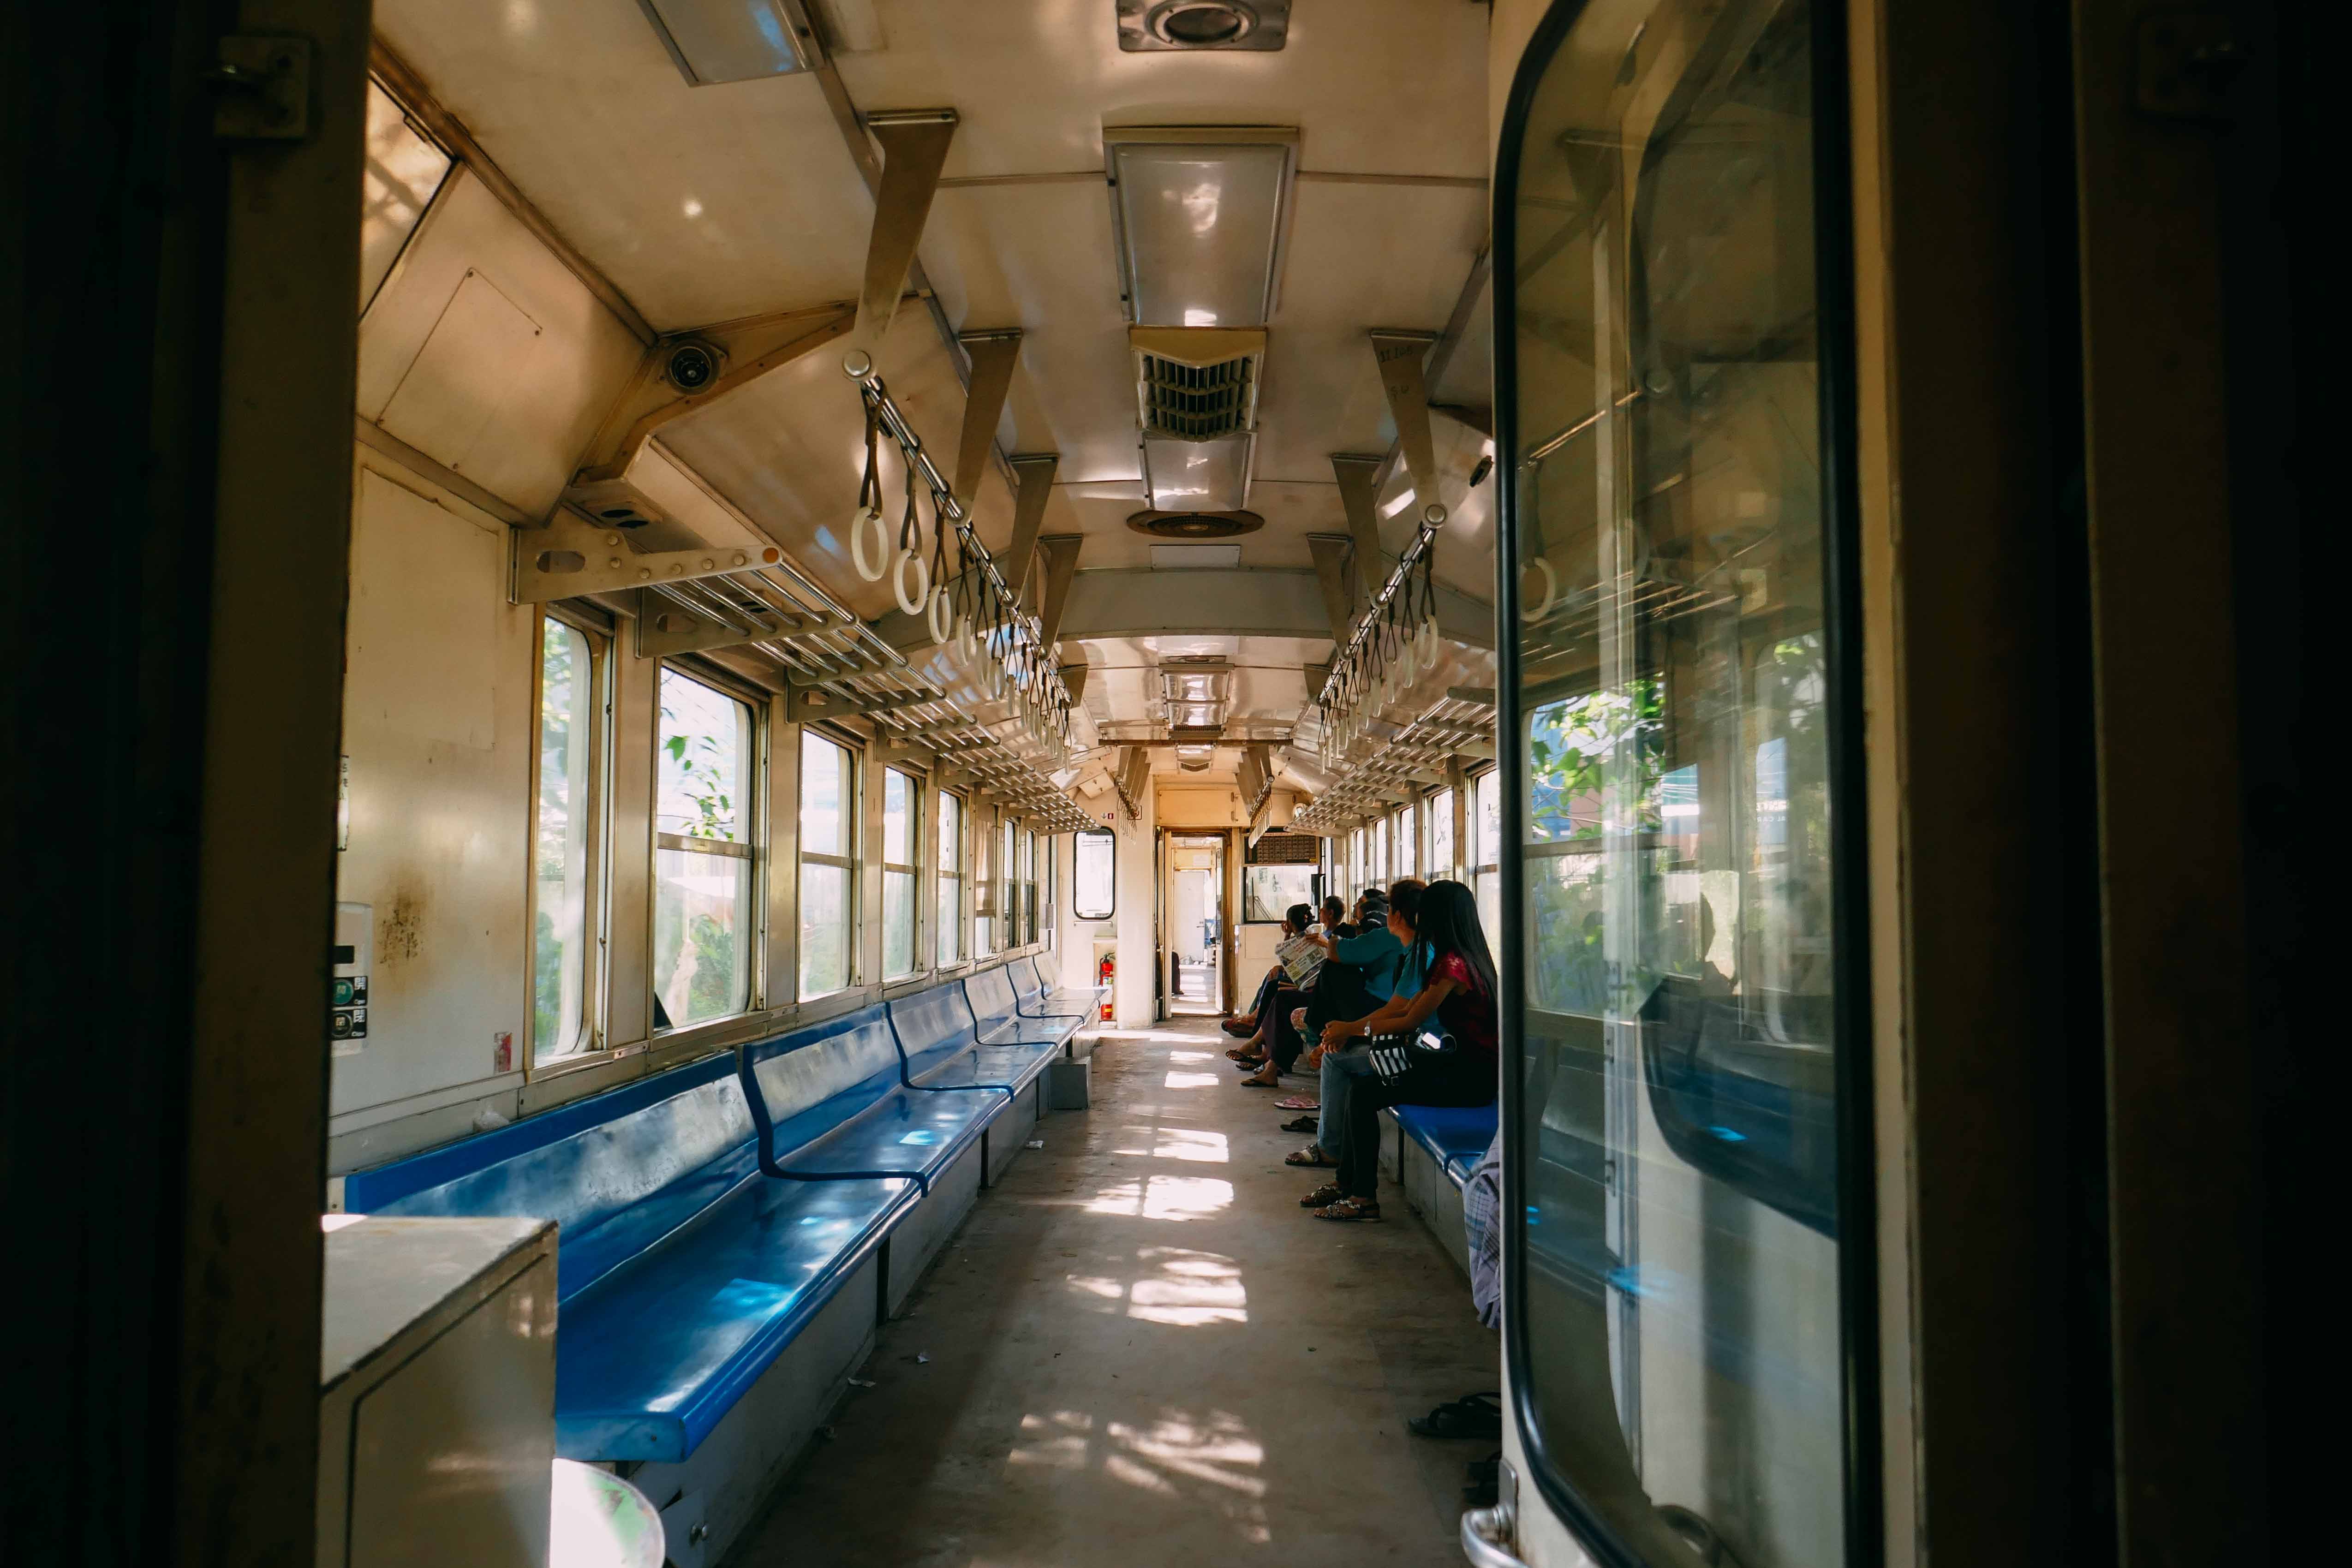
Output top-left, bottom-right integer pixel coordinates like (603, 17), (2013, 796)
(1304, 881), (1499, 1222)
(1285, 882), (1426, 1160)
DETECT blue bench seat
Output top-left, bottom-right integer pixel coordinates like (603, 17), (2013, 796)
(741, 1005), (1003, 1188)
(1392, 1103), (1498, 1192)
(340, 1052), (913, 1462)
(965, 963), (1081, 1049)
(1007, 954), (1097, 1025)
(889, 980), (1060, 1094)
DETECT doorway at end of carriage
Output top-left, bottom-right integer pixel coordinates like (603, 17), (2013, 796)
(1156, 831), (1233, 1019)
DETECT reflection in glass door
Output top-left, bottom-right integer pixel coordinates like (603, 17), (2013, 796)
(1497, 0), (1868, 1564)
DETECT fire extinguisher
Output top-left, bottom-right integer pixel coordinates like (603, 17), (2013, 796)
(1098, 953), (1115, 1021)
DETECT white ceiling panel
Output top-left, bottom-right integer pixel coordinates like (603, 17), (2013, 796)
(836, 0), (1487, 179)
(376, 0), (872, 328)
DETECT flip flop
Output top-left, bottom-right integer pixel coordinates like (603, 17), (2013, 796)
(1274, 1097), (1319, 1110)
(1409, 1393), (1503, 1440)
(1240, 1075), (1280, 1088)
(1285, 1145), (1335, 1167)
(1281, 1114), (1318, 1133)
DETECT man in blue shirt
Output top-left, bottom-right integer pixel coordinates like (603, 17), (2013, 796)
(1241, 884), (1420, 1087)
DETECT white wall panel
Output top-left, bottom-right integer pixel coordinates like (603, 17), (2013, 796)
(357, 168), (643, 518)
(334, 465), (533, 1119)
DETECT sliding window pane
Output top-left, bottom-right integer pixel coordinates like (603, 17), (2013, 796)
(799, 731), (855, 996)
(1431, 788), (1457, 879)
(937, 791), (965, 966)
(654, 668), (756, 1029)
(1503, 1), (1854, 1559)
(533, 619), (595, 1060)
(883, 768), (917, 979)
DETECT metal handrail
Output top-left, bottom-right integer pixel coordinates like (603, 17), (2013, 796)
(843, 357), (1074, 726)
(1459, 1504), (1529, 1568)
(1313, 507), (1445, 711)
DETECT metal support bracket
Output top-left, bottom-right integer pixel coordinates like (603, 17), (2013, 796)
(1307, 533), (1358, 644)
(953, 333), (1024, 507)
(1369, 329), (1444, 508)
(1004, 453), (1060, 602)
(513, 513), (782, 603)
(1331, 454), (1388, 605)
(1036, 535), (1084, 649)
(785, 686), (939, 725)
(633, 590), (796, 659)
(211, 36), (311, 140)
(852, 110), (960, 353)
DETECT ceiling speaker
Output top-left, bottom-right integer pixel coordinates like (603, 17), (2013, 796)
(1126, 510), (1264, 539)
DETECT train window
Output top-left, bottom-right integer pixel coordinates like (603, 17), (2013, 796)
(1396, 803), (1419, 878)
(936, 791), (966, 967)
(973, 813), (996, 956)
(654, 668), (758, 1029)
(882, 768), (919, 979)
(1430, 787), (1457, 879)
(531, 616), (603, 1061)
(1471, 767), (1501, 937)
(1074, 830), (1114, 920)
(1499, 0), (1858, 1562)
(797, 731), (856, 998)
(1016, 829), (1038, 945)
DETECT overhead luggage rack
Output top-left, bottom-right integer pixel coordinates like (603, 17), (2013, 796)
(1292, 687), (1494, 835)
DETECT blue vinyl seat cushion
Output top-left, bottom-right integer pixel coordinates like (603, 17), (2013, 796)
(1008, 955), (1095, 1022)
(741, 1004), (1002, 1188)
(965, 964), (1079, 1047)
(888, 982), (1056, 1093)
(555, 1170), (915, 1461)
(1392, 1103), (1499, 1192)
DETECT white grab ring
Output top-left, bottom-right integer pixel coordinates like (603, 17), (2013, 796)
(1522, 557), (1558, 622)
(957, 613), (976, 662)
(1419, 616), (1441, 665)
(928, 583), (953, 645)
(892, 549), (930, 618)
(849, 507), (889, 582)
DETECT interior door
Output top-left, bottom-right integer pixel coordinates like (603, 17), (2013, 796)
(1488, 0), (1872, 1564)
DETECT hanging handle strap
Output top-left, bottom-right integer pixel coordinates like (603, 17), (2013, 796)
(859, 398), (883, 514)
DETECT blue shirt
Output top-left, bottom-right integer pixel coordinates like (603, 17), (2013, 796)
(1333, 925), (1406, 1001)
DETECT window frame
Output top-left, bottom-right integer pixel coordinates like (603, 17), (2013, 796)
(525, 609), (611, 1073)
(649, 659), (766, 1036)
(936, 787), (967, 970)
(1074, 828), (1116, 921)
(1489, 0), (1882, 1557)
(1430, 784), (1458, 880)
(881, 764), (921, 981)
(795, 725), (860, 1001)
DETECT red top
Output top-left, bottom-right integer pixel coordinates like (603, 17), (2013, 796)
(1431, 951), (1499, 1064)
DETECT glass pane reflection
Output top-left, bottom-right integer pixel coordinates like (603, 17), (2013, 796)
(1504, 1), (1850, 1564)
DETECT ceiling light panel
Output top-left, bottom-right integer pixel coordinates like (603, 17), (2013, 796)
(636, 0), (817, 87)
(1142, 431), (1254, 513)
(1105, 129), (1298, 328)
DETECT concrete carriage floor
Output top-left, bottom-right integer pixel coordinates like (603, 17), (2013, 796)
(726, 1016), (1497, 1568)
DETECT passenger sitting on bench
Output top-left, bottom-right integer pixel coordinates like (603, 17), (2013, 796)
(1302, 880), (1499, 1222)
(1221, 903), (1318, 1040)
(1283, 880), (1425, 1165)
(1245, 881), (1422, 1088)
(1227, 892), (1364, 1068)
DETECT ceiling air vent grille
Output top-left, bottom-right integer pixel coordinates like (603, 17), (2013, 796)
(1140, 352), (1255, 440)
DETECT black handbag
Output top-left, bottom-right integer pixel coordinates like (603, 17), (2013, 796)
(1363, 1024), (1454, 1087)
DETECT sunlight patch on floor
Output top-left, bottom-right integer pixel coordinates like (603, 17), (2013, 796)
(1082, 1174), (1234, 1222)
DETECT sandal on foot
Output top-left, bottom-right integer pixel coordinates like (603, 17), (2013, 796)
(1221, 1019), (1256, 1037)
(1299, 1183), (1343, 1208)
(1409, 1393), (1503, 1440)
(1224, 1046), (1257, 1062)
(1312, 1197), (1381, 1222)
(1241, 1073), (1280, 1088)
(1284, 1144), (1335, 1167)
(1281, 1114), (1319, 1133)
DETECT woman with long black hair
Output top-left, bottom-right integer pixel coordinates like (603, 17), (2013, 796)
(1304, 879), (1498, 1221)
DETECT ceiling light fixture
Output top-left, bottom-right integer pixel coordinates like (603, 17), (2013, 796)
(1104, 127), (1298, 328)
(635, 0), (818, 86)
(1141, 430), (1254, 513)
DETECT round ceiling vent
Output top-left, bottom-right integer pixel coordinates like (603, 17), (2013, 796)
(1125, 509), (1265, 539)
(1148, 2), (1259, 46)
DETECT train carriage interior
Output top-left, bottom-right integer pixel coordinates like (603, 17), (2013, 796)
(4, 1), (2317, 1567)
